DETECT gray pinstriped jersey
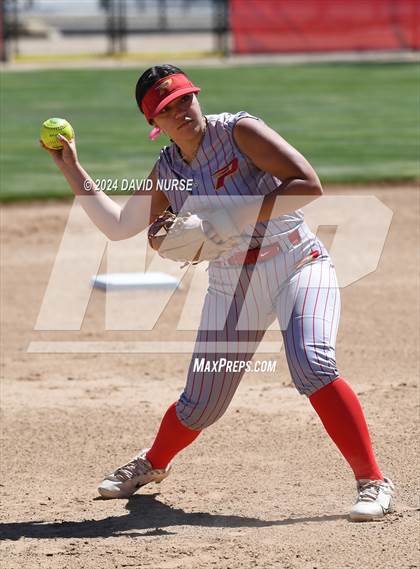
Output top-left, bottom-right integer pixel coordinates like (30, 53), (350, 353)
(154, 111), (304, 251)
(151, 112), (341, 426)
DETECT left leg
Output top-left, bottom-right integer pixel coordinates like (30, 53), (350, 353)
(277, 256), (394, 519)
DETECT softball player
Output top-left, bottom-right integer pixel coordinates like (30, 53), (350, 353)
(42, 64), (394, 522)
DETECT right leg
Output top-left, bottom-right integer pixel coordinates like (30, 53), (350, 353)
(98, 261), (274, 498)
(149, 261), (275, 466)
(146, 318), (266, 469)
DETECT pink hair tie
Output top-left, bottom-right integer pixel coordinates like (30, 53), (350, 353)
(149, 126), (161, 141)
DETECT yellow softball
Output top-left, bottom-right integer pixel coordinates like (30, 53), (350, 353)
(40, 117), (74, 150)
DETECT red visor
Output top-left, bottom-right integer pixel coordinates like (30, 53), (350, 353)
(140, 73), (200, 122)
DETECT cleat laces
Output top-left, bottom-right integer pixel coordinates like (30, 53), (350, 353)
(112, 456), (150, 481)
(357, 480), (383, 502)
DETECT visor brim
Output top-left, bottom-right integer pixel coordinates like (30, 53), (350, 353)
(152, 87), (201, 118)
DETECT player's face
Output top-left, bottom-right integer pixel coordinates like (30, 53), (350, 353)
(153, 94), (204, 141)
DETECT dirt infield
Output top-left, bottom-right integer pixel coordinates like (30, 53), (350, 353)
(1, 186), (419, 569)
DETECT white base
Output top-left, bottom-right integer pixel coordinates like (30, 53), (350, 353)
(91, 272), (181, 291)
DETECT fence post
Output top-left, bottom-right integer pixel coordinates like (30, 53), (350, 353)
(158, 0), (168, 30)
(106, 0), (117, 55)
(213, 0), (229, 56)
(117, 0), (127, 54)
(0, 0), (8, 62)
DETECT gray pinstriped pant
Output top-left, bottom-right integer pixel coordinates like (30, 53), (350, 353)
(176, 226), (341, 430)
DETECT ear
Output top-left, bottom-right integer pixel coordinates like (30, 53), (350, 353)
(150, 118), (164, 133)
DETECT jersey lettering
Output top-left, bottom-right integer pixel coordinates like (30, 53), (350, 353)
(213, 157), (239, 190)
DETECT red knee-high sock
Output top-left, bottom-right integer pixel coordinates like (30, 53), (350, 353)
(309, 378), (383, 481)
(146, 402), (201, 469)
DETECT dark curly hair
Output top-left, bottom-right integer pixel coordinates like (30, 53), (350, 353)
(135, 64), (186, 117)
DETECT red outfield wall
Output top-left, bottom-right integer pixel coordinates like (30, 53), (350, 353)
(230, 0), (420, 53)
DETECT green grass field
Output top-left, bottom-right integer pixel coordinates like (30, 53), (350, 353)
(1, 62), (419, 201)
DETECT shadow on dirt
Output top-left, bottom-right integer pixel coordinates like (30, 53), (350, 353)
(0, 493), (347, 540)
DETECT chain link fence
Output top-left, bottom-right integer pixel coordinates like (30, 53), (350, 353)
(0, 0), (229, 61)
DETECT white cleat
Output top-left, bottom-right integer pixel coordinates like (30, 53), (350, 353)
(349, 477), (395, 522)
(98, 448), (172, 499)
